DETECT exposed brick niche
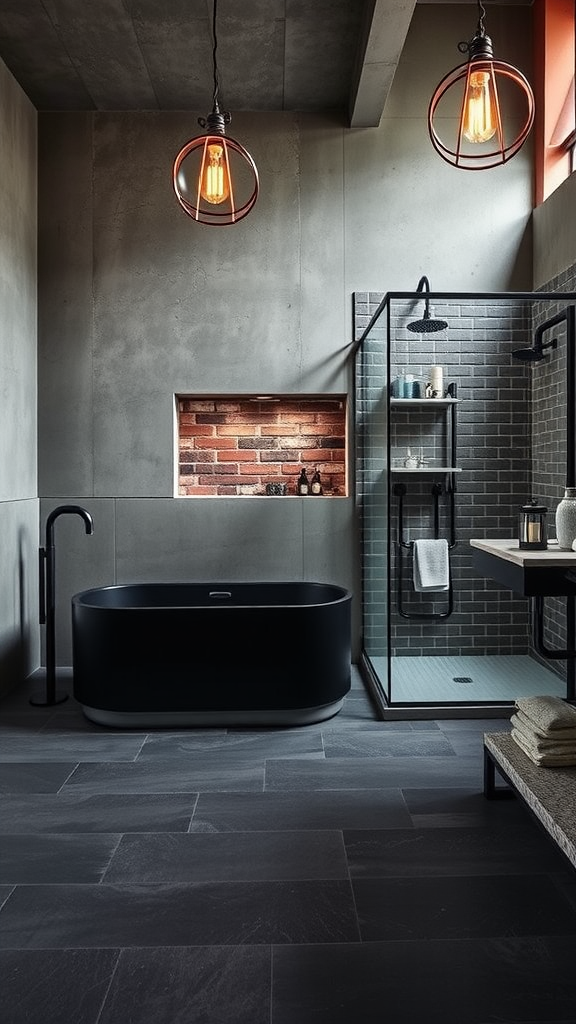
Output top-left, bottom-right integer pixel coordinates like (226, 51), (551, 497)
(177, 396), (347, 497)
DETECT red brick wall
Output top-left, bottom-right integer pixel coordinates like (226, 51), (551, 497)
(178, 397), (347, 496)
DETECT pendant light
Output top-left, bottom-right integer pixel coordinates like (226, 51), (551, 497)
(172, 0), (259, 225)
(427, 0), (535, 170)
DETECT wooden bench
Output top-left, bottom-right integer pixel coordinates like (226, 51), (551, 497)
(484, 731), (576, 870)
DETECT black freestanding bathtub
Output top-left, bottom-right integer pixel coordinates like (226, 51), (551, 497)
(72, 582), (352, 727)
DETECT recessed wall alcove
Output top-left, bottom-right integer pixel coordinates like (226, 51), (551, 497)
(176, 395), (348, 497)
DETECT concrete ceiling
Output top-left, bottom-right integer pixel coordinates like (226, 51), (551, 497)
(0, 0), (531, 127)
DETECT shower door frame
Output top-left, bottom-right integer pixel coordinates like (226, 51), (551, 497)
(354, 289), (576, 719)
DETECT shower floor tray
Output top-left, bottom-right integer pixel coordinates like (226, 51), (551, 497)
(370, 655), (565, 705)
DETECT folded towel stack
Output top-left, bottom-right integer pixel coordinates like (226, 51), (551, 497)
(510, 695), (576, 766)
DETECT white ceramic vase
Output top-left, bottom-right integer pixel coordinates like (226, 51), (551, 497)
(555, 487), (576, 550)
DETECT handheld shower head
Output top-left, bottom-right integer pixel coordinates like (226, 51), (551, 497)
(512, 339), (557, 362)
(407, 276), (448, 334)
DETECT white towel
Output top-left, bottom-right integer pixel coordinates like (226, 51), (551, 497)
(413, 539), (450, 592)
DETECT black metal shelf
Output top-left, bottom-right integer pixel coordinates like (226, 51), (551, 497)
(390, 398), (460, 406)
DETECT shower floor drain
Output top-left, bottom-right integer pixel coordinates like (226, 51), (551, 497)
(453, 676), (474, 684)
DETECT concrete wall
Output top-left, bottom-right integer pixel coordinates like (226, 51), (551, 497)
(0, 59), (39, 694)
(533, 173), (576, 287)
(345, 3), (534, 294)
(37, 4), (534, 664)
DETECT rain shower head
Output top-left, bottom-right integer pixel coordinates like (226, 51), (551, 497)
(407, 310), (449, 334)
(407, 276), (448, 334)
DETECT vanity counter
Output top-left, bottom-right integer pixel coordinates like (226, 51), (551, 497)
(470, 539), (576, 596)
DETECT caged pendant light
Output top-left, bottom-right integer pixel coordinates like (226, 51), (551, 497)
(427, 0), (535, 170)
(172, 0), (259, 225)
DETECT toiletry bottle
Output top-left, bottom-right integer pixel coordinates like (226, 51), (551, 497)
(428, 366), (443, 398)
(311, 468), (323, 495)
(404, 448), (418, 469)
(297, 468), (309, 495)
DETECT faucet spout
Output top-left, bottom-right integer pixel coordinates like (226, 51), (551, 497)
(45, 504), (94, 550)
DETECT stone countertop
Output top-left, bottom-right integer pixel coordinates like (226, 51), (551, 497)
(470, 538), (576, 568)
(470, 539), (576, 596)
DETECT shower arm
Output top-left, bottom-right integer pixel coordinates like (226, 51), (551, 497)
(536, 307), (576, 489)
(415, 275), (431, 317)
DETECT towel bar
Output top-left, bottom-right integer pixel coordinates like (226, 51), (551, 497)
(393, 481), (455, 620)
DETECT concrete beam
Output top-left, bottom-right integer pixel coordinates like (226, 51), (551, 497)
(348, 0), (417, 127)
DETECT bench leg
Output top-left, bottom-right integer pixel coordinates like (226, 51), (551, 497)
(483, 746), (516, 800)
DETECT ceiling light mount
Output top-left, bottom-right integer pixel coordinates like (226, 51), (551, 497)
(428, 0), (535, 170)
(198, 107), (230, 136)
(172, 0), (259, 225)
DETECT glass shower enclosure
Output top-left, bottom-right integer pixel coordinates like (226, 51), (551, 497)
(354, 288), (576, 718)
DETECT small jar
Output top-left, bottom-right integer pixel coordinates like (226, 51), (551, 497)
(518, 500), (548, 550)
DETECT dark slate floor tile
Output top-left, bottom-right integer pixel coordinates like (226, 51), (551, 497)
(0, 763), (76, 795)
(39, 711), (151, 734)
(265, 755), (481, 790)
(321, 719), (440, 735)
(344, 825), (572, 878)
(192, 789), (413, 832)
(446, 732), (511, 756)
(436, 718), (512, 732)
(272, 935), (576, 1024)
(138, 729), (324, 760)
(0, 682), (52, 711)
(0, 792), (197, 833)
(0, 712), (51, 734)
(98, 945), (271, 1024)
(0, 948), (119, 1024)
(0, 733), (146, 762)
(0, 886), (14, 909)
(352, 873), (576, 942)
(337, 695), (378, 721)
(348, 667), (365, 690)
(545, 875), (576, 935)
(0, 833), (121, 884)
(405, 720), (442, 731)
(103, 830), (348, 883)
(0, 880), (360, 948)
(322, 730), (455, 758)
(62, 757), (264, 794)
(402, 786), (528, 820)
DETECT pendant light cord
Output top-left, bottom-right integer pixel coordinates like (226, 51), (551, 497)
(198, 0), (230, 131)
(477, 1), (487, 37)
(211, 0), (221, 113)
(458, 0), (488, 55)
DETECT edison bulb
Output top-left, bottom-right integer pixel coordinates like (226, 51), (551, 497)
(200, 143), (230, 205)
(462, 69), (498, 143)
